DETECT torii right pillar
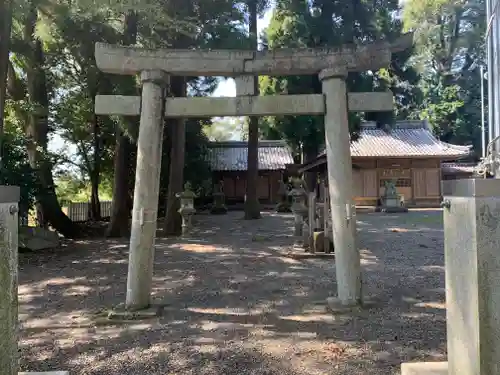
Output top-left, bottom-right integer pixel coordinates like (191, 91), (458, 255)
(320, 68), (362, 308)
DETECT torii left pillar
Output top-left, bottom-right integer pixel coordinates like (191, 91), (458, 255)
(126, 70), (168, 310)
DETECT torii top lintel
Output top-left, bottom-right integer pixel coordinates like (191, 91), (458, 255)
(95, 33), (413, 77)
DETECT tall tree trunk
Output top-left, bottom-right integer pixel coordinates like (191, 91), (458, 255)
(106, 10), (138, 237)
(24, 4), (78, 237)
(90, 173), (100, 220)
(244, 0), (261, 220)
(163, 76), (186, 236)
(0, 0), (12, 168)
(90, 97), (101, 221)
(106, 128), (132, 236)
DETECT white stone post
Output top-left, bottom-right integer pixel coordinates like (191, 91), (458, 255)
(401, 179), (500, 375)
(441, 179), (500, 375)
(126, 70), (168, 310)
(320, 68), (362, 307)
(0, 186), (19, 375)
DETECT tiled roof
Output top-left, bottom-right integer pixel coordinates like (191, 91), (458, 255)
(319, 120), (472, 159)
(207, 140), (294, 171)
(350, 121), (471, 158)
(441, 162), (477, 174)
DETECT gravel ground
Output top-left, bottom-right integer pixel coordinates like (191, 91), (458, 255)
(19, 210), (447, 375)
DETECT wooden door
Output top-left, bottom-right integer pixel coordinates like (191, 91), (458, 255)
(352, 170), (363, 198)
(426, 169), (441, 196)
(235, 177), (246, 199)
(223, 176), (235, 198)
(413, 169), (427, 198)
(362, 170), (378, 198)
(258, 175), (270, 200)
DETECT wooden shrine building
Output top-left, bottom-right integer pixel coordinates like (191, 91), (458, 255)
(207, 140), (294, 204)
(300, 120), (473, 207)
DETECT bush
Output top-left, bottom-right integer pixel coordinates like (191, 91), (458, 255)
(0, 132), (38, 211)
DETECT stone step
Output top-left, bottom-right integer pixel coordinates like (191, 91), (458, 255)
(401, 362), (447, 375)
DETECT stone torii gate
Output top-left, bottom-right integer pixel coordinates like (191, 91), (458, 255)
(94, 34), (412, 311)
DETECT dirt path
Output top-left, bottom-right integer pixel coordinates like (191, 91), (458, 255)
(19, 210), (446, 375)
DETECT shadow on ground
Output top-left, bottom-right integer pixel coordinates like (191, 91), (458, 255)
(19, 210), (447, 375)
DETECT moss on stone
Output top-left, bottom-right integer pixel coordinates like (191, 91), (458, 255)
(313, 231), (334, 253)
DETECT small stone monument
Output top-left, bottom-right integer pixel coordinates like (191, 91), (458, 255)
(210, 180), (227, 215)
(376, 179), (408, 213)
(176, 182), (196, 235)
(289, 178), (308, 246)
(275, 179), (291, 212)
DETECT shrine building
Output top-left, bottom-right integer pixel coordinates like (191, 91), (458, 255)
(300, 120), (473, 207)
(207, 140), (294, 205)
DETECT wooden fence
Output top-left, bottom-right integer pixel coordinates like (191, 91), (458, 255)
(66, 201), (113, 222)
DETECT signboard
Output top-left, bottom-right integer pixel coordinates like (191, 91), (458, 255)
(381, 169), (411, 178)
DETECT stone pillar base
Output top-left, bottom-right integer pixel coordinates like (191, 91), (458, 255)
(375, 206), (408, 213)
(326, 296), (379, 313)
(105, 303), (164, 321)
(400, 362), (447, 375)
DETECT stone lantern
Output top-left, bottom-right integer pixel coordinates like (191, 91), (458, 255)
(288, 178), (308, 239)
(176, 182), (196, 235)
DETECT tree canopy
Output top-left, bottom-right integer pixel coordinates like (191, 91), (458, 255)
(0, 0), (486, 235)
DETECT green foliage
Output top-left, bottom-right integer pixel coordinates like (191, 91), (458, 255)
(403, 0), (485, 154)
(185, 119), (213, 196)
(1, 106), (38, 209)
(4, 0), (251, 210)
(403, 0), (485, 74)
(203, 117), (248, 141)
(52, 88), (115, 178)
(55, 172), (113, 204)
(419, 83), (464, 137)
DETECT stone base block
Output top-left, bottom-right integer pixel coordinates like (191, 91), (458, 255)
(286, 252), (335, 260)
(326, 296), (378, 313)
(19, 226), (61, 251)
(275, 201), (291, 213)
(210, 206), (227, 215)
(99, 304), (164, 322)
(375, 206), (409, 213)
(401, 362), (447, 375)
(312, 231), (334, 254)
(19, 372), (70, 375)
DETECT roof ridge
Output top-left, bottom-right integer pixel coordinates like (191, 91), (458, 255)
(360, 120), (429, 130)
(348, 122), (471, 158)
(391, 120), (428, 130)
(438, 140), (472, 151)
(207, 140), (295, 171)
(442, 162), (477, 166)
(208, 140), (289, 148)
